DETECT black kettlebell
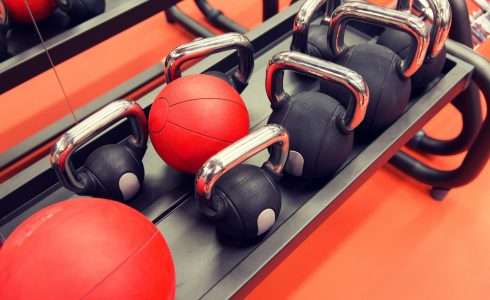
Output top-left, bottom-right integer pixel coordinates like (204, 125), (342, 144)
(164, 33), (255, 94)
(323, 2), (429, 138)
(51, 99), (148, 202)
(195, 124), (289, 243)
(291, 0), (337, 60)
(56, 0), (105, 22)
(377, 0), (452, 95)
(267, 51), (369, 179)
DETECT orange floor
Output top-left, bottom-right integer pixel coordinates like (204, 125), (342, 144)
(2, 1), (490, 299)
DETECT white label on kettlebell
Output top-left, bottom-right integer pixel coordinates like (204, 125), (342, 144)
(119, 173), (140, 201)
(285, 151), (304, 176)
(257, 209), (276, 236)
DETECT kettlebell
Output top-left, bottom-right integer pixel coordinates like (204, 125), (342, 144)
(291, 0), (335, 60)
(324, 2), (429, 138)
(377, 0), (452, 95)
(195, 124), (289, 243)
(51, 99), (148, 202)
(164, 33), (254, 93)
(149, 33), (254, 174)
(267, 51), (369, 179)
(56, 0), (105, 22)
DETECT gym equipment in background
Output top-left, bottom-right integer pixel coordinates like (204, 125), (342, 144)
(267, 51), (369, 179)
(50, 99), (148, 202)
(165, 0), (246, 38)
(165, 5), (215, 38)
(378, 0), (452, 95)
(195, 124), (289, 244)
(324, 2), (429, 138)
(391, 39), (490, 199)
(193, 0), (246, 33)
(1, 0), (105, 57)
(149, 33), (253, 174)
(3, 0), (104, 23)
(0, 198), (175, 300)
(405, 0), (482, 156)
(57, 0), (105, 22)
(290, 0), (334, 60)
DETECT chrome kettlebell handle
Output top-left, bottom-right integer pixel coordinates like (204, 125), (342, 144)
(164, 33), (255, 89)
(50, 99), (147, 193)
(266, 51), (369, 132)
(398, 0), (451, 59)
(195, 124), (289, 202)
(328, 2), (430, 78)
(290, 0), (364, 53)
(291, 0), (329, 52)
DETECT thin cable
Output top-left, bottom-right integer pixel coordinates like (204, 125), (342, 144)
(23, 0), (78, 122)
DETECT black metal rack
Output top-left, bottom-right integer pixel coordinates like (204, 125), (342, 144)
(2, 1), (489, 299)
(0, 0), (179, 94)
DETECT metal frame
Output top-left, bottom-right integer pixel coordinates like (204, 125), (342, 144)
(406, 0), (482, 155)
(203, 52), (473, 300)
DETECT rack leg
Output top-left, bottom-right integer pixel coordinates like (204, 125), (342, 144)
(164, 6), (215, 38)
(430, 187), (450, 201)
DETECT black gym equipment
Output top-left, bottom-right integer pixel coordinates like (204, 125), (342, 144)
(289, 0), (333, 60)
(194, 0), (246, 33)
(378, 0), (452, 96)
(165, 5), (214, 38)
(390, 39), (490, 200)
(325, 2), (430, 138)
(405, 0), (482, 155)
(3, 0), (105, 58)
(57, 0), (105, 22)
(165, 0), (246, 39)
(1, 1), (489, 298)
(0, 0), (180, 94)
(267, 51), (369, 178)
(50, 100), (148, 202)
(196, 124), (289, 243)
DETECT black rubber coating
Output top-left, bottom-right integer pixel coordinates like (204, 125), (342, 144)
(210, 164), (281, 243)
(83, 144), (144, 201)
(269, 91), (353, 179)
(59, 0), (105, 21)
(305, 24), (334, 60)
(377, 28), (446, 96)
(324, 43), (411, 139)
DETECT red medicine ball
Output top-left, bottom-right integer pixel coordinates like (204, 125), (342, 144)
(4, 0), (57, 23)
(149, 74), (249, 173)
(0, 198), (175, 300)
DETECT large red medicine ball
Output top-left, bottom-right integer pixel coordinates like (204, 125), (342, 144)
(0, 198), (175, 300)
(4, 0), (57, 23)
(149, 74), (250, 173)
